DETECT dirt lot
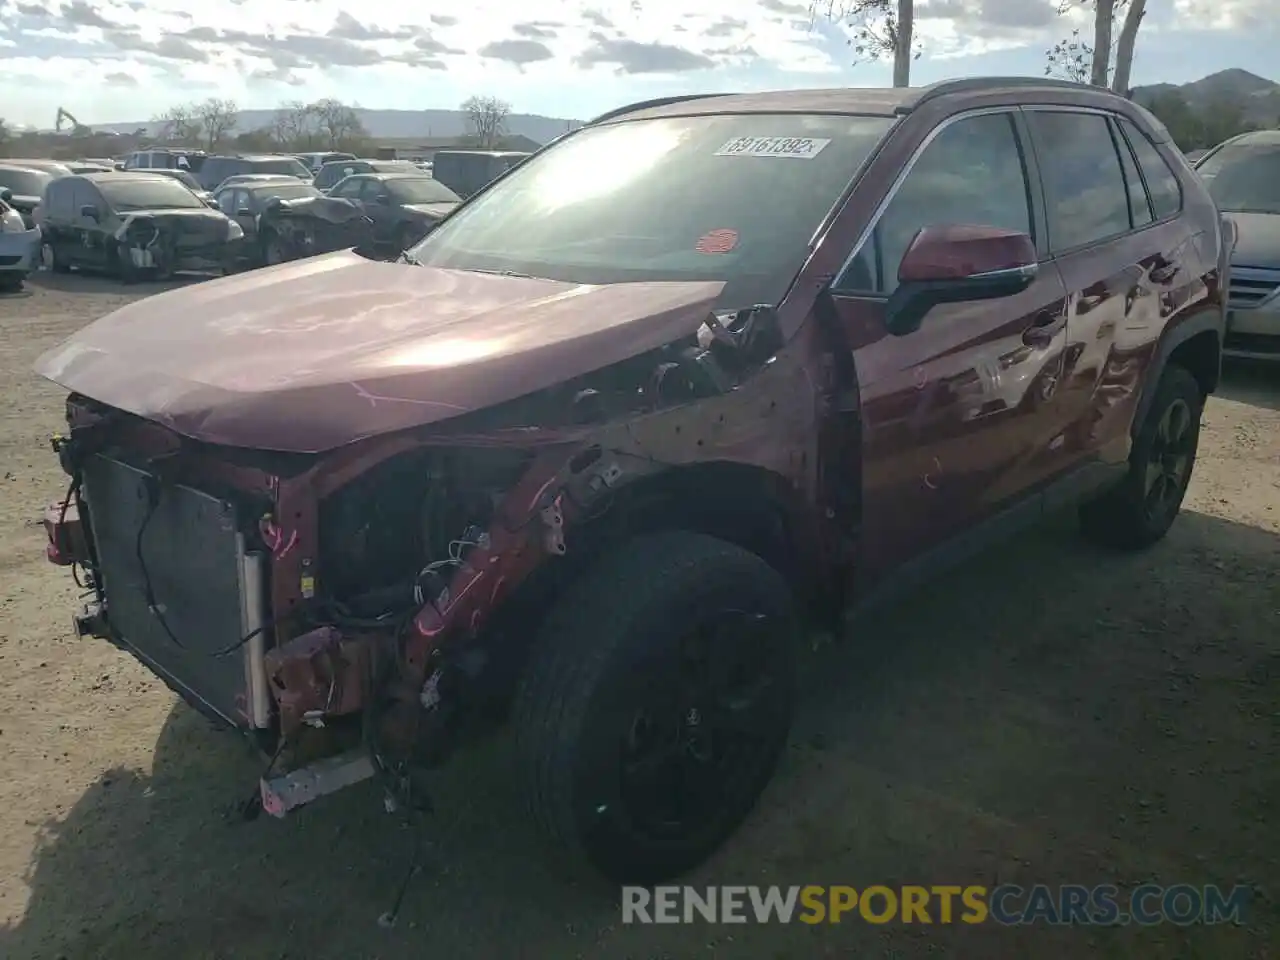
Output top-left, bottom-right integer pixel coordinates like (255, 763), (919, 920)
(0, 273), (1275, 960)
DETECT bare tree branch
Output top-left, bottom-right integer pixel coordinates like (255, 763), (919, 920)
(311, 98), (365, 150)
(194, 98), (238, 151)
(812, 0), (917, 87)
(461, 95), (511, 148)
(152, 104), (203, 146)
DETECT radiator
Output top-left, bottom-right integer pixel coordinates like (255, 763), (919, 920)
(81, 454), (271, 729)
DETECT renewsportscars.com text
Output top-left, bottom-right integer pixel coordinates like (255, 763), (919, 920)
(622, 884), (1251, 926)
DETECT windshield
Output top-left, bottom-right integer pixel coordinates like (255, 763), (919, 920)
(0, 168), (53, 197)
(254, 183), (320, 202)
(251, 158), (311, 178)
(409, 113), (894, 306)
(387, 178), (460, 204)
(100, 178), (208, 211)
(156, 169), (201, 190)
(1199, 142), (1280, 214)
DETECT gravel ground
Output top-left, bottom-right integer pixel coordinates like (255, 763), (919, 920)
(0, 272), (1276, 960)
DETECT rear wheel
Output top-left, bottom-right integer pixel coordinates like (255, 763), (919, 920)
(0, 272), (23, 293)
(514, 531), (797, 884)
(46, 243), (70, 274)
(1079, 363), (1203, 549)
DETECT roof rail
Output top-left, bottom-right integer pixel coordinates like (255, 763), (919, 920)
(902, 76), (1100, 113)
(587, 92), (739, 126)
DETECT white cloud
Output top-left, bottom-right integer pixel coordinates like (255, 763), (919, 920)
(0, 0), (1272, 125)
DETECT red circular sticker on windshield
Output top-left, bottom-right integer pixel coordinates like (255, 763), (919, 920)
(695, 229), (738, 254)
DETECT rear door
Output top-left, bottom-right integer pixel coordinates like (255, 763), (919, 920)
(73, 181), (110, 271)
(1025, 108), (1192, 469)
(826, 109), (1073, 579)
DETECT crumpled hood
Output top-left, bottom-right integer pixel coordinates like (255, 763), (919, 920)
(1226, 212), (1280, 271)
(33, 250), (725, 453)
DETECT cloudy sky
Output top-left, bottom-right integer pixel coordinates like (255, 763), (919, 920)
(0, 0), (1275, 127)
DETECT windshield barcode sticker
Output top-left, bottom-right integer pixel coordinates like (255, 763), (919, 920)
(714, 137), (831, 159)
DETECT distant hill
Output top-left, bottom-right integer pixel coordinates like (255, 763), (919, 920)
(94, 108), (584, 144)
(1131, 69), (1280, 127)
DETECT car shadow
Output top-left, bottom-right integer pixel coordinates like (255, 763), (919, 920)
(1218, 360), (1280, 412)
(0, 510), (1275, 959)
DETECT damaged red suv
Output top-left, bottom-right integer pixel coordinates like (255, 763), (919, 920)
(36, 78), (1228, 884)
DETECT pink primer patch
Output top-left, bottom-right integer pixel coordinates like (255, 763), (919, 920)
(695, 229), (739, 254)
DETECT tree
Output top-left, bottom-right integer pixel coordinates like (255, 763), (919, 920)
(461, 95), (511, 148)
(152, 104), (202, 146)
(271, 101), (316, 150)
(312, 98), (365, 150)
(1045, 0), (1147, 94)
(194, 98), (238, 151)
(813, 0), (916, 87)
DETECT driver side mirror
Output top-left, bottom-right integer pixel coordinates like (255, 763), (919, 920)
(0, 187), (12, 204)
(885, 224), (1038, 336)
(79, 204), (99, 221)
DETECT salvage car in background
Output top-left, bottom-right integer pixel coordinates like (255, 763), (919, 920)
(212, 177), (324, 267)
(195, 154), (313, 192)
(2, 158), (73, 179)
(1195, 129), (1280, 361)
(312, 158), (420, 192)
(326, 171), (460, 253)
(147, 167), (217, 206)
(294, 151), (356, 175)
(0, 190), (40, 292)
(34, 79), (1228, 887)
(0, 164), (54, 228)
(430, 149), (530, 198)
(40, 172), (243, 281)
(253, 193), (374, 265)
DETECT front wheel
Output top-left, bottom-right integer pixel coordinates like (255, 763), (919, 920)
(1079, 363), (1203, 549)
(513, 532), (797, 884)
(112, 242), (142, 284)
(261, 231), (287, 266)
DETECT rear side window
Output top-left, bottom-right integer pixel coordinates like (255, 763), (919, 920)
(1111, 120), (1153, 228)
(45, 178), (72, 218)
(1118, 119), (1182, 220)
(1029, 111), (1130, 252)
(841, 111), (1032, 294)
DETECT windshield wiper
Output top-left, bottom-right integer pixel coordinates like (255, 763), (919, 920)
(397, 250), (422, 266)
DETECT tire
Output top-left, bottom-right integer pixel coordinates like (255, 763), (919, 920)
(1079, 363), (1203, 550)
(46, 243), (70, 274)
(0, 272), (22, 293)
(261, 231), (287, 267)
(113, 243), (141, 284)
(513, 531), (797, 885)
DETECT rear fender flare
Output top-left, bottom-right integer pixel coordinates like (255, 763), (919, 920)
(1131, 308), (1222, 435)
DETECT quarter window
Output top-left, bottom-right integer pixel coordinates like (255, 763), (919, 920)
(1118, 118), (1182, 220)
(1112, 120), (1153, 228)
(1030, 111), (1131, 251)
(840, 111), (1032, 294)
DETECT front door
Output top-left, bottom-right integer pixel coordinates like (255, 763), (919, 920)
(824, 109), (1074, 585)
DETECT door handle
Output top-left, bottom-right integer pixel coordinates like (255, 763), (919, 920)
(1022, 311), (1066, 347)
